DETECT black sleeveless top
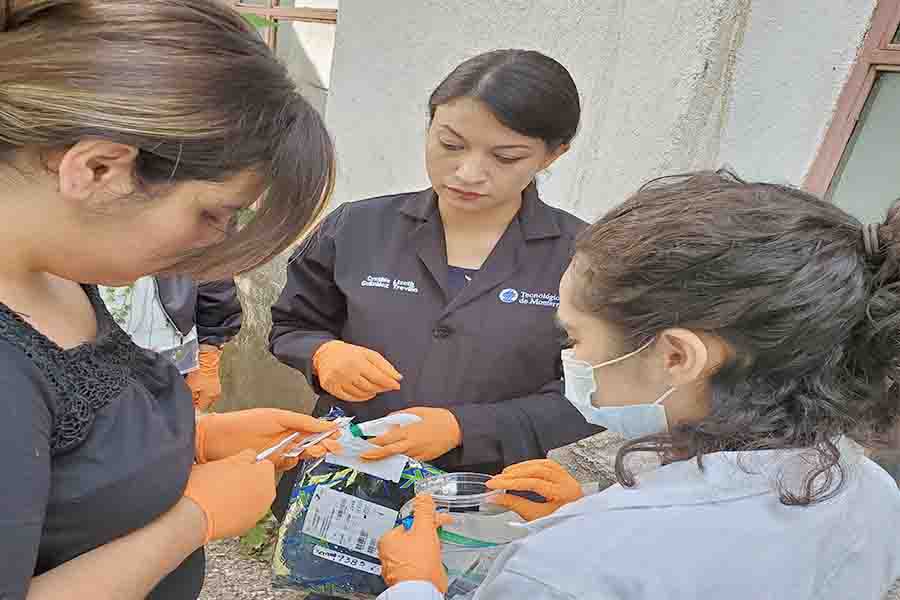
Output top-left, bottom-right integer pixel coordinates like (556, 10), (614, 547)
(0, 286), (203, 599)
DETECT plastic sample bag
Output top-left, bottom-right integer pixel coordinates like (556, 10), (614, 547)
(272, 408), (444, 598)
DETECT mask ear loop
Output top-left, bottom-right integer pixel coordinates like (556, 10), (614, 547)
(593, 337), (677, 406)
(592, 337), (656, 369)
(653, 387), (677, 405)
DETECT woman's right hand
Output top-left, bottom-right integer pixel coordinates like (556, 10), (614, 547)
(182, 450), (276, 543)
(486, 459), (584, 522)
(312, 340), (402, 402)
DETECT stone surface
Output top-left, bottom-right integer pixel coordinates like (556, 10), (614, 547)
(548, 430), (660, 489)
(218, 254), (317, 415)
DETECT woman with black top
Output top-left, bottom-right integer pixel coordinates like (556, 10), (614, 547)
(0, 1), (337, 598)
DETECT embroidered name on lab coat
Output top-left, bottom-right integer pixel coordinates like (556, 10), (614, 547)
(360, 275), (419, 294)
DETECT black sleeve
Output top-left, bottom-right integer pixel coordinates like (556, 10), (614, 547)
(269, 205), (349, 390)
(195, 279), (243, 347)
(0, 343), (54, 599)
(447, 379), (603, 469)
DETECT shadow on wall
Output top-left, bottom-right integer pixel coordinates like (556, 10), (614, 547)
(217, 21), (331, 414)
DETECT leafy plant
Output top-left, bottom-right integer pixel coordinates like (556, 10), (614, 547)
(241, 12), (279, 31)
(238, 510), (280, 562)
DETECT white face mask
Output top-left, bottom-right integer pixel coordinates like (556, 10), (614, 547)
(562, 339), (675, 439)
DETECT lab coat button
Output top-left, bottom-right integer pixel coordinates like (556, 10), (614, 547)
(432, 326), (452, 339)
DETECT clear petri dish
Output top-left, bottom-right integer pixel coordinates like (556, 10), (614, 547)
(413, 472), (505, 513)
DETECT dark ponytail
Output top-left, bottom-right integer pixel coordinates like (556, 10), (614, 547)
(853, 200), (900, 444)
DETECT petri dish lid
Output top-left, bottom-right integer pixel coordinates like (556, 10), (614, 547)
(414, 472), (504, 510)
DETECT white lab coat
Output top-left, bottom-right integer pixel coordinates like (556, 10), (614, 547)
(378, 439), (900, 600)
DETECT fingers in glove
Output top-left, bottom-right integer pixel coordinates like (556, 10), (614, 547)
(492, 461), (572, 489)
(333, 383), (376, 402)
(350, 373), (384, 395)
(367, 425), (407, 448)
(486, 475), (566, 501)
(410, 495), (440, 531)
(363, 350), (403, 384)
(272, 410), (339, 434)
(303, 445), (328, 460)
(276, 455), (301, 472)
(320, 438), (343, 453)
(360, 438), (414, 461)
(488, 492), (536, 514)
(498, 459), (568, 477)
(359, 360), (402, 391)
(302, 435), (342, 458)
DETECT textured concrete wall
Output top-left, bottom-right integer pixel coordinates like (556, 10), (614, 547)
(718, 0), (875, 184)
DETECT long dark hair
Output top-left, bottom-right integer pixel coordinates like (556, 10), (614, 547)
(428, 49), (580, 150)
(572, 169), (900, 505)
(0, 0), (335, 280)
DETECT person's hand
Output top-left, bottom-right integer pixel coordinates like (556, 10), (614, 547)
(185, 345), (223, 411)
(195, 408), (340, 471)
(182, 450), (276, 543)
(313, 340), (402, 402)
(379, 495), (453, 593)
(360, 407), (461, 462)
(486, 459), (584, 521)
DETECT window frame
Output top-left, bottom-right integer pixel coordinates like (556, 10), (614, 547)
(804, 0), (900, 196)
(231, 1), (337, 49)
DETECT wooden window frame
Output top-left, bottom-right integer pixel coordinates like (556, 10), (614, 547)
(805, 0), (900, 195)
(231, 2), (337, 49)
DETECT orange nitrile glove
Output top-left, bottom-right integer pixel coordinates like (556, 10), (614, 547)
(312, 340), (402, 402)
(378, 495), (454, 593)
(195, 408), (340, 472)
(486, 459), (584, 521)
(183, 450), (276, 543)
(360, 407), (461, 462)
(185, 346), (223, 411)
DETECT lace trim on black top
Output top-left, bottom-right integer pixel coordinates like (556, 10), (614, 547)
(0, 286), (138, 456)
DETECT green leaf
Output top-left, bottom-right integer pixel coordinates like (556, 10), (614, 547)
(236, 206), (257, 227)
(238, 511), (279, 562)
(241, 13), (279, 30)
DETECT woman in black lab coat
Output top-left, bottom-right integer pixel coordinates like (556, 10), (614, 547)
(270, 50), (600, 518)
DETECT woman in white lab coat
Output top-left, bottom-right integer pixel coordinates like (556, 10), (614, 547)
(375, 169), (900, 600)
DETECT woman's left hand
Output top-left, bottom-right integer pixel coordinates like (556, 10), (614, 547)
(379, 495), (453, 593)
(486, 459), (584, 521)
(196, 408), (340, 471)
(360, 407), (461, 462)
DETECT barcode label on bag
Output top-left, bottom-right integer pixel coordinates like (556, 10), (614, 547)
(313, 545), (382, 575)
(302, 487), (398, 558)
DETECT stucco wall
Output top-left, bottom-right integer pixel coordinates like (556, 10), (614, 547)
(718, 0), (876, 184)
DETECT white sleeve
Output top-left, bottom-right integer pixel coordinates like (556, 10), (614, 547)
(377, 580), (444, 600)
(474, 568), (578, 600)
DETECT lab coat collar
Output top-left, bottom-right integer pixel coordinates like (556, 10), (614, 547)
(397, 183), (562, 241)
(525, 438), (866, 533)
